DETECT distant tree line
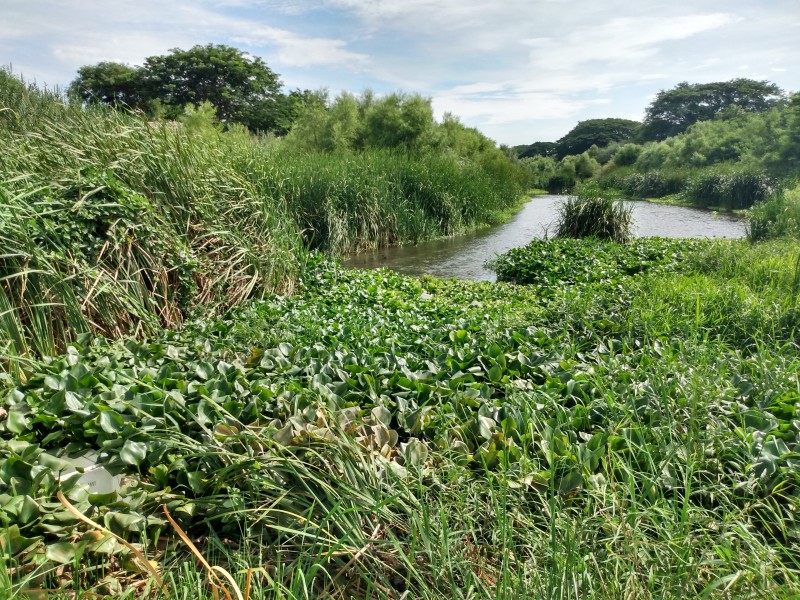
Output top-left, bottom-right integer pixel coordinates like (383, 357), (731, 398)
(512, 78), (794, 195)
(516, 78), (786, 159)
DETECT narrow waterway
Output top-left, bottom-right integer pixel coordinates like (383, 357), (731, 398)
(344, 195), (746, 281)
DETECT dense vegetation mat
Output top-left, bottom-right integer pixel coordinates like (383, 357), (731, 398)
(1, 240), (799, 598)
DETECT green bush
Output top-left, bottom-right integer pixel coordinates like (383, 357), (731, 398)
(612, 143), (643, 167)
(0, 71), (525, 361)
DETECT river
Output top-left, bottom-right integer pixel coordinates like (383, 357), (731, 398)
(343, 195), (746, 282)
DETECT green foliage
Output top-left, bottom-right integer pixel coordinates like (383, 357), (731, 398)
(178, 100), (222, 134)
(139, 44), (281, 124)
(3, 239), (800, 596)
(748, 183), (800, 241)
(0, 72), (524, 360)
(516, 141), (557, 159)
(0, 72), (303, 361)
(257, 149), (523, 254)
(285, 90), (444, 155)
(684, 166), (775, 209)
(554, 187), (632, 242)
(612, 142), (643, 166)
(490, 237), (703, 287)
(546, 152), (601, 193)
(595, 91), (798, 206)
(362, 92), (436, 151)
(597, 167), (690, 199)
(67, 62), (143, 108)
(641, 78), (784, 141)
(69, 45), (298, 134)
(555, 118), (640, 159)
(519, 155), (558, 190)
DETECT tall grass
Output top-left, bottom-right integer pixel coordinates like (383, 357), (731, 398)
(555, 187), (633, 243)
(4, 245), (800, 597)
(596, 167), (690, 199)
(0, 70), (525, 363)
(245, 149), (523, 254)
(0, 71), (304, 367)
(748, 182), (800, 241)
(684, 166), (775, 210)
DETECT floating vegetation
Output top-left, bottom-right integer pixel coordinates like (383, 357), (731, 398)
(2, 240), (800, 597)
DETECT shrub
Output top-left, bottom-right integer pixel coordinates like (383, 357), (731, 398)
(613, 143), (643, 167)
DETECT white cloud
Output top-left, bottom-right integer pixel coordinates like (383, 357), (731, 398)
(525, 14), (736, 71)
(1, 0), (366, 80)
(2, 0), (799, 144)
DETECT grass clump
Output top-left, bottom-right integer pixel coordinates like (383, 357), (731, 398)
(748, 182), (800, 241)
(555, 187), (633, 243)
(684, 166), (776, 210)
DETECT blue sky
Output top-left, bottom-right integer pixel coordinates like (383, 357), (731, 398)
(2, 0), (799, 145)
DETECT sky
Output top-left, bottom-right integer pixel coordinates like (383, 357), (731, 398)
(2, 0), (799, 145)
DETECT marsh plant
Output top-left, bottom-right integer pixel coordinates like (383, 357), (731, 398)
(555, 187), (633, 243)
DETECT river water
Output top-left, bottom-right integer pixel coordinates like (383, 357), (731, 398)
(343, 195), (746, 282)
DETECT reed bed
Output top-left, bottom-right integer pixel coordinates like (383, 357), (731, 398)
(0, 71), (524, 363)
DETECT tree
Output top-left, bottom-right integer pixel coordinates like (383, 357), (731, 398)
(362, 93), (436, 151)
(139, 44), (282, 125)
(68, 62), (143, 108)
(555, 118), (640, 159)
(640, 78), (784, 141)
(517, 141), (557, 159)
(243, 88), (318, 135)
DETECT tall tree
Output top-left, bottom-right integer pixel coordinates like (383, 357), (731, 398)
(640, 78), (784, 141)
(555, 118), (640, 159)
(139, 44), (282, 125)
(68, 62), (143, 108)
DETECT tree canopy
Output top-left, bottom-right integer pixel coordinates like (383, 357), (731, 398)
(555, 118), (640, 159)
(139, 44), (281, 124)
(640, 78), (784, 141)
(68, 62), (143, 108)
(69, 44), (292, 133)
(516, 141), (557, 159)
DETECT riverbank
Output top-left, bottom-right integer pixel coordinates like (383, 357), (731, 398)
(0, 73), (529, 364)
(344, 194), (745, 281)
(2, 237), (799, 598)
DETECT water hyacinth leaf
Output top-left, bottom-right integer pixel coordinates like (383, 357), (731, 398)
(487, 365), (503, 383)
(104, 512), (147, 536)
(403, 438), (429, 467)
(119, 440), (147, 466)
(99, 410), (125, 434)
(186, 472), (205, 494)
(195, 362), (215, 380)
(18, 495), (40, 524)
(6, 409), (30, 434)
(0, 525), (42, 555)
(477, 415), (495, 441)
(558, 469), (583, 496)
(46, 541), (80, 564)
(371, 405), (392, 427)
